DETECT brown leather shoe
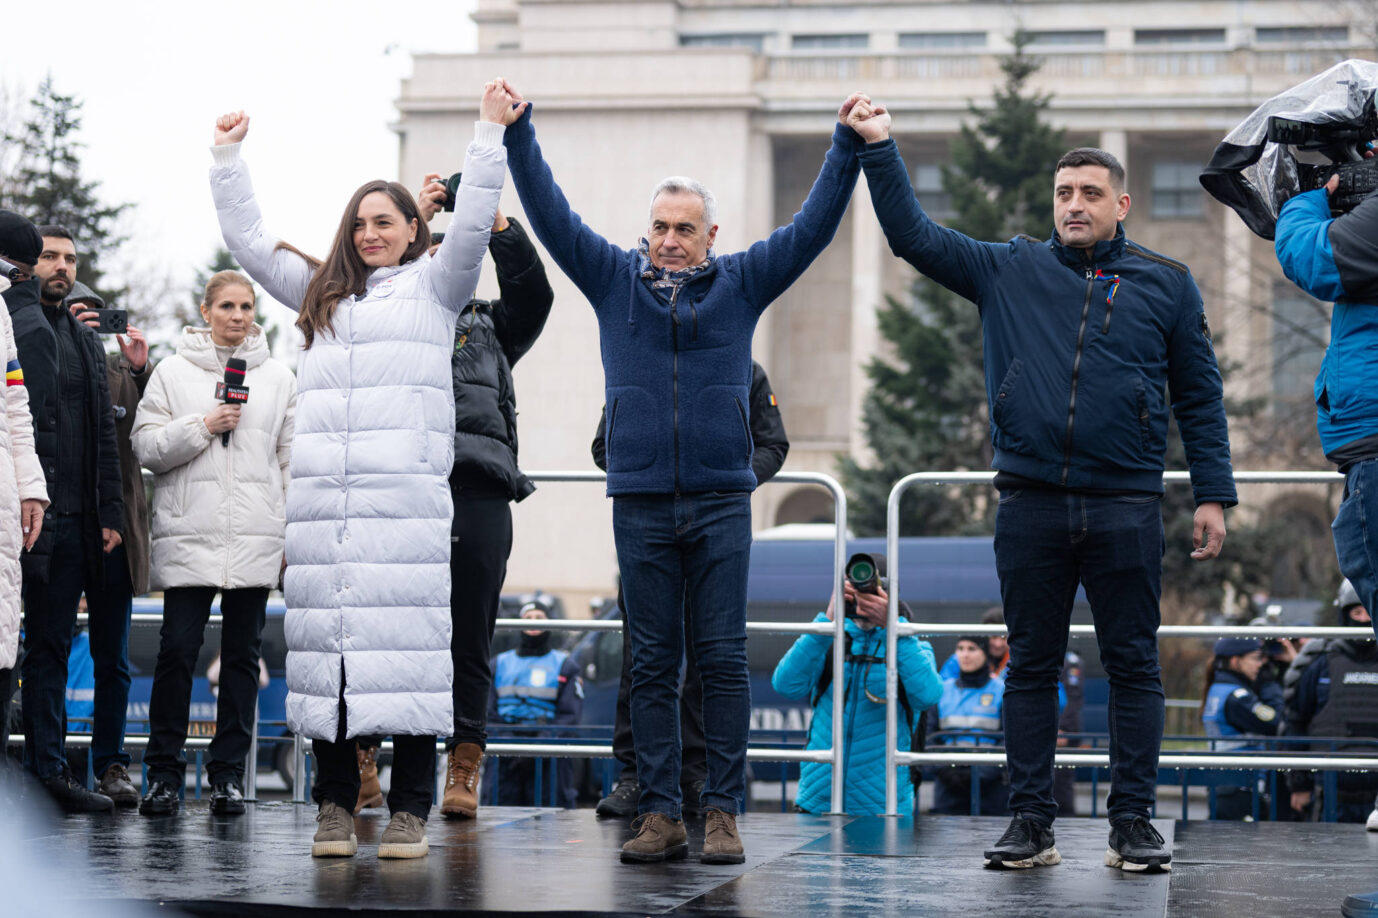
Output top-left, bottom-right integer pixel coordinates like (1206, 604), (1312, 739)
(440, 743), (482, 818)
(701, 808), (745, 864)
(354, 745), (382, 814)
(620, 813), (688, 864)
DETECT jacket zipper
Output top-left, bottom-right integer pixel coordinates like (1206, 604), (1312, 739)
(223, 424), (234, 589)
(1061, 268), (1095, 486)
(669, 285), (682, 496)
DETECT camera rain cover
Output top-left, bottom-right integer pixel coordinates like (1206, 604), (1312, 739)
(1200, 59), (1378, 239)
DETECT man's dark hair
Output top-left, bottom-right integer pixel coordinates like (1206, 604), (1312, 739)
(36, 225), (74, 242)
(1054, 148), (1126, 191)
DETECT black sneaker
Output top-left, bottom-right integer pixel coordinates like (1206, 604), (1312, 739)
(983, 813), (1061, 869)
(209, 781), (246, 815)
(596, 777), (640, 819)
(139, 780), (181, 816)
(1106, 816), (1171, 872)
(41, 767), (115, 814)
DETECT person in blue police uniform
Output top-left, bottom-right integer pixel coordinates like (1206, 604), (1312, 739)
(1200, 637), (1279, 820)
(1284, 580), (1378, 825)
(930, 636), (1009, 816)
(487, 601), (584, 807)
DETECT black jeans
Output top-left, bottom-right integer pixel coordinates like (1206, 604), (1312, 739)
(21, 514), (86, 779)
(448, 490), (513, 750)
(87, 543), (133, 777)
(312, 697), (436, 820)
(611, 587), (707, 791)
(144, 587), (267, 786)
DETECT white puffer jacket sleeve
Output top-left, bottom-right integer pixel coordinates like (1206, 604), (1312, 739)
(0, 303), (46, 669)
(3, 308), (46, 505)
(209, 143), (315, 312)
(426, 121), (507, 314)
(129, 368), (215, 474)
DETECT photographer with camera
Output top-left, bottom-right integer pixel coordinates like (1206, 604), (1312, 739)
(1275, 153), (1378, 637)
(3, 222), (123, 813)
(771, 553), (942, 816)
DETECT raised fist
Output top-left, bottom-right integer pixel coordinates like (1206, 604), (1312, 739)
(214, 110), (250, 146)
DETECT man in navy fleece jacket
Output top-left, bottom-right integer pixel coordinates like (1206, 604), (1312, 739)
(845, 99), (1235, 874)
(501, 80), (867, 865)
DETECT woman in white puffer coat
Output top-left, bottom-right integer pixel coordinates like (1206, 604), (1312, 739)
(130, 270), (295, 819)
(0, 267), (49, 728)
(206, 82), (518, 860)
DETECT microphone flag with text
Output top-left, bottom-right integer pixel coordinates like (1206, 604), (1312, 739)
(215, 357), (249, 446)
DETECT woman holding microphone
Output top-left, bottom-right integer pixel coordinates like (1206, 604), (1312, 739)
(131, 270), (295, 818)
(207, 81), (519, 858)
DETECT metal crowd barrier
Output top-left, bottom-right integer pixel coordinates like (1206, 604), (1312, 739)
(881, 468), (1357, 816)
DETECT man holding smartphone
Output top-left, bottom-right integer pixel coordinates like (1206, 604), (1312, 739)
(5, 224), (124, 812)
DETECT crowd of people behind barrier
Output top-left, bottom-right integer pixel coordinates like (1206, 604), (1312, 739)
(0, 70), (1375, 887)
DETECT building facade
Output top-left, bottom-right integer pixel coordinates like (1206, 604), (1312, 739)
(396, 0), (1374, 607)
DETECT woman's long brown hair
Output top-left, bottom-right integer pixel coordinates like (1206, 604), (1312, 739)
(277, 180), (431, 348)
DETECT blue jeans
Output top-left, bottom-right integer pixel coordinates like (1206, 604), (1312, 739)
(86, 544), (133, 777)
(995, 489), (1165, 825)
(612, 491), (751, 817)
(1334, 459), (1378, 641)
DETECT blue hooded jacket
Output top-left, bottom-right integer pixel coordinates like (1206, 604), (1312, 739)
(857, 139), (1236, 505)
(771, 612), (943, 815)
(504, 107), (863, 495)
(1275, 187), (1378, 455)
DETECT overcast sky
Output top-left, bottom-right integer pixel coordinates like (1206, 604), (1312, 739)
(1, 0), (478, 345)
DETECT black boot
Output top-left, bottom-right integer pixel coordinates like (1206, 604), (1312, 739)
(139, 779), (181, 816)
(42, 767), (115, 814)
(209, 781), (246, 815)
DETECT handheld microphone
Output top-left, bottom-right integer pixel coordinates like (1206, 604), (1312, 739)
(214, 358), (249, 446)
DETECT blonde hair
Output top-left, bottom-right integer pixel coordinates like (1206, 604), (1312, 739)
(201, 270), (256, 312)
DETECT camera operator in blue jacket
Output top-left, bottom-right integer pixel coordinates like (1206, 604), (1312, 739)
(1275, 172), (1378, 641)
(771, 565), (942, 816)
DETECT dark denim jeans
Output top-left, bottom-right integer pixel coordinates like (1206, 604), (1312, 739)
(995, 488), (1165, 825)
(86, 543), (133, 777)
(612, 491), (751, 817)
(21, 514), (85, 779)
(1333, 459), (1378, 641)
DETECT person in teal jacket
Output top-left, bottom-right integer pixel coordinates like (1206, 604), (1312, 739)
(771, 571), (942, 816)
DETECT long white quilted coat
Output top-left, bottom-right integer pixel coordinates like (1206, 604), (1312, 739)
(209, 125), (505, 739)
(0, 287), (48, 670)
(130, 324), (295, 591)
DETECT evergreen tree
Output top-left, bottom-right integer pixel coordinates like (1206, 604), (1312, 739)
(1, 75), (128, 298)
(841, 34), (1066, 536)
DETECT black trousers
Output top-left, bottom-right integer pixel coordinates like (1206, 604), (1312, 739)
(611, 587), (707, 789)
(312, 696), (436, 820)
(448, 490), (513, 750)
(144, 587), (267, 786)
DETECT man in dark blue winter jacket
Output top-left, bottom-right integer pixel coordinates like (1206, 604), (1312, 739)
(845, 100), (1236, 874)
(500, 79), (867, 866)
(1275, 175), (1378, 635)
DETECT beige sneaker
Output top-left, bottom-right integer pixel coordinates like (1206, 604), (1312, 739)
(311, 800), (358, 858)
(440, 743), (482, 818)
(701, 808), (745, 864)
(620, 812), (688, 864)
(378, 811), (429, 859)
(354, 745), (383, 814)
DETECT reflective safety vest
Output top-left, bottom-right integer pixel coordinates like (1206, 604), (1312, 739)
(494, 649), (568, 723)
(937, 675), (1004, 747)
(1202, 678), (1264, 752)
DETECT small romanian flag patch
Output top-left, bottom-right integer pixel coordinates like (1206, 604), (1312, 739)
(6, 358), (23, 387)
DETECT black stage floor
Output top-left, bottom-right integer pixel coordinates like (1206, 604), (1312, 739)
(17, 803), (1378, 917)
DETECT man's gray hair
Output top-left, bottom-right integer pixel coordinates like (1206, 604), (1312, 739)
(648, 176), (718, 228)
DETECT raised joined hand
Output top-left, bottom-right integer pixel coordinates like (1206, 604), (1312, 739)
(481, 78), (527, 126)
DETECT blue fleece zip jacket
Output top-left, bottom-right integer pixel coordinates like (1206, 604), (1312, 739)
(771, 612), (943, 815)
(858, 139), (1236, 505)
(1275, 187), (1378, 455)
(504, 106), (863, 495)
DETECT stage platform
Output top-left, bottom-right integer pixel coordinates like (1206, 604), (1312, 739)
(19, 803), (1378, 917)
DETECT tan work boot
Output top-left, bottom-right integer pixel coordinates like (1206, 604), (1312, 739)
(701, 808), (745, 864)
(354, 744), (383, 814)
(440, 743), (482, 818)
(378, 811), (429, 859)
(620, 812), (688, 864)
(311, 800), (358, 858)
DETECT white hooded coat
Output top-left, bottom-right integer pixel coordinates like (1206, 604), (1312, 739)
(131, 324), (295, 590)
(208, 124), (505, 740)
(0, 287), (48, 670)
